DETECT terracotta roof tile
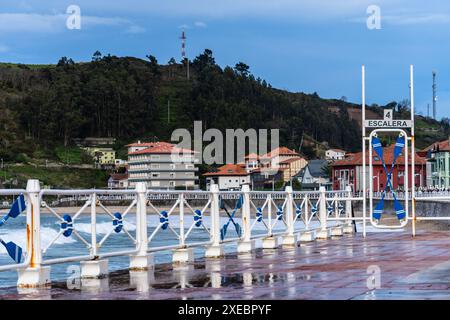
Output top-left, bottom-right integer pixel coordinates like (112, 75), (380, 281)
(279, 157), (305, 164)
(422, 139), (450, 152)
(204, 164), (249, 176)
(110, 173), (128, 181)
(261, 147), (299, 158)
(128, 142), (195, 155)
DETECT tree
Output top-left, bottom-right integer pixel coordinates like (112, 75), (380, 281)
(92, 51), (102, 62)
(234, 62), (250, 77)
(146, 54), (160, 75)
(168, 57), (176, 78)
(292, 179), (302, 191)
(193, 49), (216, 71)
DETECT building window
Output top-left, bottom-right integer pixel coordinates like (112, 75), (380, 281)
(151, 173), (160, 178)
(151, 164), (160, 169)
(169, 181), (176, 187)
(151, 155), (160, 160)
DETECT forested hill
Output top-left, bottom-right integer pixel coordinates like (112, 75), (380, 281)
(0, 49), (447, 162)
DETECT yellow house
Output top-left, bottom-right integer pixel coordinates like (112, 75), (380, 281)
(84, 147), (116, 165)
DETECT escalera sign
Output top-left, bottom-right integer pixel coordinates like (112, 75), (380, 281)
(364, 119), (412, 128)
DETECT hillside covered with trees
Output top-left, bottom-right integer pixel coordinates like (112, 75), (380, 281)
(0, 49), (447, 164)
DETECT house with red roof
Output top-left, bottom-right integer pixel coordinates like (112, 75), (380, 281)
(331, 144), (427, 192)
(108, 173), (129, 189)
(127, 141), (199, 189)
(204, 164), (251, 190)
(257, 147), (308, 183)
(217, 147), (308, 190)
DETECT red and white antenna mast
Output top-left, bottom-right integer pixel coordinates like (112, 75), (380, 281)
(180, 30), (189, 80)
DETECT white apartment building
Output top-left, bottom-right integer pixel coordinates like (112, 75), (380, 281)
(127, 141), (199, 189)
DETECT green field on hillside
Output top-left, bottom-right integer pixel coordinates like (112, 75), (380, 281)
(0, 165), (109, 189)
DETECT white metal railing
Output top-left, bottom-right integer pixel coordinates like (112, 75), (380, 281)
(0, 180), (362, 287)
(0, 189), (31, 272)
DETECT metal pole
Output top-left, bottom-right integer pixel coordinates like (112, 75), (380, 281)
(267, 194), (272, 236)
(411, 65), (416, 237)
(210, 184), (221, 247)
(345, 185), (352, 228)
(17, 179), (51, 288)
(179, 193), (185, 247)
(241, 184), (251, 242)
(285, 186), (294, 237)
(362, 65), (367, 237)
(91, 193), (97, 257)
(27, 179), (42, 268)
(304, 194), (309, 230)
(319, 186), (327, 231)
(136, 182), (148, 255)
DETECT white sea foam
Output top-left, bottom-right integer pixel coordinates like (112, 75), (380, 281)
(0, 227), (75, 255)
(75, 220), (136, 234)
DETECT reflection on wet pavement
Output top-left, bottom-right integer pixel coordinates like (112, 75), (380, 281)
(3, 231), (450, 299)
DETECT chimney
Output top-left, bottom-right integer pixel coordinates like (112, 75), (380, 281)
(138, 140), (141, 144)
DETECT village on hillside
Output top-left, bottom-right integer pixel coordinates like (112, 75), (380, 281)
(99, 136), (450, 192)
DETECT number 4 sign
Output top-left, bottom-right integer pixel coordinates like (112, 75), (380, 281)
(384, 109), (392, 120)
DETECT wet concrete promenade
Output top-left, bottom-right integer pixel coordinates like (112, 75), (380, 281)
(3, 231), (450, 300)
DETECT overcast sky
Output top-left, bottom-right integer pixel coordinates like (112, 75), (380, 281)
(1, 1), (450, 118)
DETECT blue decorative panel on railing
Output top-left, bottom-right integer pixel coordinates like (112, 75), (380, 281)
(113, 212), (123, 233)
(160, 210), (169, 230)
(194, 209), (202, 227)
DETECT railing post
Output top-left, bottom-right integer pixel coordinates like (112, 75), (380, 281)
(80, 192), (108, 278)
(316, 186), (330, 239)
(299, 193), (316, 242)
(305, 194), (309, 230)
(282, 186), (297, 247)
(343, 186), (355, 234)
(18, 179), (51, 288)
(262, 193), (279, 249)
(237, 184), (254, 253)
(173, 192), (194, 264)
(90, 193), (98, 257)
(205, 184), (223, 258)
(130, 182), (153, 270)
(179, 193), (185, 247)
